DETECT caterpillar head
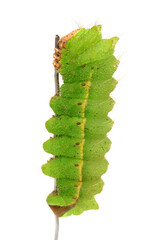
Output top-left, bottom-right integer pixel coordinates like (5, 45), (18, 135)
(53, 29), (80, 70)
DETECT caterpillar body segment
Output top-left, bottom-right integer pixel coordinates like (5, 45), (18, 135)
(42, 25), (119, 217)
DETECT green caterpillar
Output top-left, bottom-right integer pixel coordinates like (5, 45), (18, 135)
(42, 25), (119, 217)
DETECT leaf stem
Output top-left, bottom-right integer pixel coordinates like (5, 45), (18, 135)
(54, 215), (59, 240)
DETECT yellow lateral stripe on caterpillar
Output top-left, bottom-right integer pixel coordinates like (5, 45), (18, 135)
(78, 71), (93, 194)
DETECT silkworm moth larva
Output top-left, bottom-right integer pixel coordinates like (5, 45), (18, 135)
(42, 25), (119, 217)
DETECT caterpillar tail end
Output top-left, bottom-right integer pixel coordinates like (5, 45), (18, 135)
(49, 203), (76, 217)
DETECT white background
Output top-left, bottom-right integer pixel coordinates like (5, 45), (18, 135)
(0, 0), (160, 239)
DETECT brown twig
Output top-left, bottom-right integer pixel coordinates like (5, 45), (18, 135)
(54, 34), (60, 240)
